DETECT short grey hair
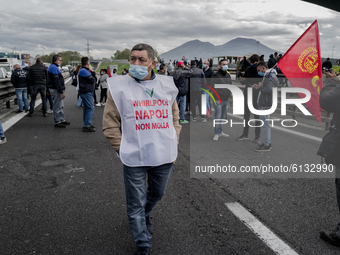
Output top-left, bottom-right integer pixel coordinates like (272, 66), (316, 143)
(130, 43), (156, 62)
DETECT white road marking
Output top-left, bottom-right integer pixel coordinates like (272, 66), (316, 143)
(225, 202), (299, 255)
(230, 113), (322, 142)
(2, 77), (71, 132)
(3, 99), (41, 132)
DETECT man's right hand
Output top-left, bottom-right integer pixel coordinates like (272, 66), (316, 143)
(61, 93), (65, 99)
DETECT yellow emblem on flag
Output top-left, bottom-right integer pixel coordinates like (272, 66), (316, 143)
(298, 47), (318, 74)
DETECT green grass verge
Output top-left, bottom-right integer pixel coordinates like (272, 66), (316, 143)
(332, 65), (339, 73)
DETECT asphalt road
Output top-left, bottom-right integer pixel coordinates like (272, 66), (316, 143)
(0, 79), (339, 254)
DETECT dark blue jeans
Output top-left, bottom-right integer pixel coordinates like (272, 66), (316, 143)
(123, 163), (174, 248)
(79, 92), (95, 127)
(0, 121), (4, 138)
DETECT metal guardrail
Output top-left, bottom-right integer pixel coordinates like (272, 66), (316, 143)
(0, 78), (16, 108)
(0, 73), (70, 111)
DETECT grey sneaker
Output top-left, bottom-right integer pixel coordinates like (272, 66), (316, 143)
(202, 118), (207, 122)
(0, 137), (7, 145)
(213, 134), (219, 141)
(219, 132), (229, 138)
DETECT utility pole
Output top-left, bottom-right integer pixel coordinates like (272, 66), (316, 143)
(332, 46), (335, 59)
(85, 39), (92, 57)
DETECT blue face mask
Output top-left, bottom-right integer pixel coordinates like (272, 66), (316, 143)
(222, 65), (228, 71)
(100, 72), (103, 75)
(202, 64), (206, 69)
(129, 63), (152, 80)
(258, 71), (264, 76)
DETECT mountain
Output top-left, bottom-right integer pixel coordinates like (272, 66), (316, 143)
(159, 37), (281, 62)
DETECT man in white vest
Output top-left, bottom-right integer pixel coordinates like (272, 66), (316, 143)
(103, 43), (181, 255)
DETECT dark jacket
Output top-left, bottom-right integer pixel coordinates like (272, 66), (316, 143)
(78, 67), (97, 94)
(170, 67), (193, 96)
(212, 69), (232, 101)
(11, 68), (28, 88)
(241, 63), (262, 106)
(190, 66), (205, 92)
(267, 54), (277, 69)
(319, 78), (340, 128)
(28, 62), (47, 86)
(257, 69), (279, 108)
(322, 60), (333, 70)
(204, 67), (214, 78)
(47, 63), (65, 94)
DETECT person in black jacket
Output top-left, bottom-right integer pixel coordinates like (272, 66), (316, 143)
(27, 58), (47, 117)
(11, 64), (29, 113)
(267, 54), (277, 69)
(170, 61), (193, 124)
(319, 69), (340, 247)
(203, 60), (214, 78)
(211, 59), (232, 141)
(78, 57), (97, 132)
(238, 54), (262, 142)
(322, 58), (333, 71)
(189, 60), (206, 122)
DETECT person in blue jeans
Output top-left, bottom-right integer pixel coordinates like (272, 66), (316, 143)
(11, 64), (29, 113)
(47, 55), (70, 128)
(0, 121), (6, 144)
(78, 57), (96, 132)
(253, 61), (278, 152)
(212, 59), (232, 141)
(103, 44), (182, 255)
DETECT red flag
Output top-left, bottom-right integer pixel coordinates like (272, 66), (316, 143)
(277, 20), (323, 123)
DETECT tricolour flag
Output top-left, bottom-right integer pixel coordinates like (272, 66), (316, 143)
(277, 20), (323, 123)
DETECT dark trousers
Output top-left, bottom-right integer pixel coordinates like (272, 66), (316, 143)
(100, 88), (107, 103)
(243, 88), (261, 137)
(190, 91), (203, 118)
(30, 85), (47, 114)
(93, 90), (98, 104)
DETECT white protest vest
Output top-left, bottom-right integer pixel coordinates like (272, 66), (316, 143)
(108, 74), (179, 167)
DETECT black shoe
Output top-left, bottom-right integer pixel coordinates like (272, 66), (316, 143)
(27, 114), (33, 117)
(320, 230), (340, 247)
(146, 217), (154, 235)
(90, 125), (96, 129)
(136, 246), (150, 255)
(25, 109), (29, 112)
(15, 110), (23, 113)
(55, 123), (66, 128)
(257, 143), (272, 149)
(43, 113), (47, 117)
(254, 144), (271, 152)
(61, 121), (70, 125)
(254, 136), (261, 144)
(83, 126), (96, 132)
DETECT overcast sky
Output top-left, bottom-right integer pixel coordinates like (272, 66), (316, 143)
(1, 0), (339, 61)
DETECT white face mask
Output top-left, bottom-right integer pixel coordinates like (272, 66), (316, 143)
(129, 62), (153, 80)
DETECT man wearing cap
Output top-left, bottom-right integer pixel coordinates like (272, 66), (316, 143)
(103, 43), (181, 255)
(170, 61), (193, 124)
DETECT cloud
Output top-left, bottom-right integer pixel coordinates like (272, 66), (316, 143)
(1, 0), (340, 59)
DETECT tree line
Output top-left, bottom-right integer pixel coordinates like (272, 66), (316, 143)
(35, 48), (160, 67)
